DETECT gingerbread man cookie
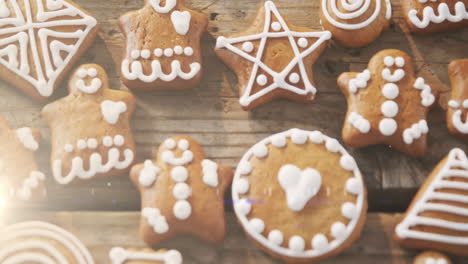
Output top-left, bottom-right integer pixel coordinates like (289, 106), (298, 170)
(403, 0), (468, 34)
(0, 115), (46, 203)
(215, 1), (332, 111)
(395, 148), (468, 256)
(0, 0), (99, 100)
(0, 221), (94, 263)
(320, 0), (392, 48)
(232, 129), (367, 263)
(413, 251), (452, 264)
(119, 0), (208, 91)
(42, 64), (136, 185)
(447, 59), (468, 140)
(339, 49), (439, 157)
(109, 247), (183, 264)
(130, 136), (233, 245)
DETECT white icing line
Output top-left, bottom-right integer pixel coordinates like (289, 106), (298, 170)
(142, 207), (169, 234)
(348, 112), (370, 134)
(109, 247), (183, 264)
(409, 2), (468, 29)
(348, 69), (370, 94)
(15, 127), (38, 151)
(202, 159), (219, 187)
(101, 100), (127, 125)
(402, 120), (429, 145)
(414, 77), (435, 107)
(121, 60), (201, 83)
(16, 171), (45, 201)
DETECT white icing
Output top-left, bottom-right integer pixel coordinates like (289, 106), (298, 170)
(238, 161), (252, 175)
(109, 247), (183, 264)
(348, 112), (371, 133)
(381, 100), (399, 118)
(139, 160), (160, 187)
(171, 11), (191, 35)
(384, 56), (394, 67)
(396, 148), (468, 245)
(242, 41), (254, 52)
(268, 230), (283, 245)
(177, 139), (189, 150)
(173, 200), (191, 220)
(201, 159), (219, 187)
(16, 127), (38, 151)
(311, 234), (328, 251)
(423, 258), (448, 264)
(346, 178), (362, 195)
(64, 144), (74, 153)
(408, 2), (468, 29)
(0, 221), (94, 264)
(162, 150), (193, 166)
(142, 207), (169, 234)
(87, 138), (98, 149)
(235, 199), (252, 215)
(121, 60), (201, 83)
(77, 139), (87, 150)
(451, 104), (468, 133)
(382, 83), (399, 99)
(340, 155), (357, 171)
(253, 143), (269, 158)
(321, 0), (392, 30)
(379, 118), (397, 136)
(331, 222), (347, 239)
(395, 57), (405, 67)
(17, 171), (45, 201)
(75, 67), (102, 94)
(173, 183), (191, 200)
(325, 138), (340, 153)
(271, 134), (287, 147)
(103, 136), (113, 147)
(256, 74), (267, 86)
(149, 0), (176, 14)
(403, 120), (429, 145)
(341, 202), (357, 219)
(278, 165), (322, 212)
(291, 129), (308, 144)
(414, 77), (435, 107)
(216, 1), (332, 108)
(348, 69), (371, 94)
(382, 68), (405, 82)
(165, 138), (177, 149)
(235, 178), (249, 194)
(171, 166), (188, 182)
(249, 218), (265, 233)
(164, 48), (173, 57)
(309, 131), (324, 144)
(114, 135), (125, 146)
(289, 236), (305, 252)
(100, 100), (127, 125)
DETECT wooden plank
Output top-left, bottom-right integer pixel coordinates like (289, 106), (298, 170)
(2, 211), (466, 263)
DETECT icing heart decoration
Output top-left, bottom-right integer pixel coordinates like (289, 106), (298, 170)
(278, 164), (322, 212)
(100, 100), (127, 125)
(171, 11), (191, 35)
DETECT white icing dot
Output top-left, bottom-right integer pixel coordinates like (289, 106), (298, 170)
(346, 178), (362, 195)
(342, 202), (358, 219)
(291, 129), (308, 144)
(236, 178), (249, 194)
(382, 83), (399, 99)
(331, 222), (347, 239)
(173, 183), (191, 200)
(165, 139), (177, 149)
(256, 74), (268, 86)
(325, 139), (340, 153)
(64, 144), (74, 153)
(164, 48), (174, 57)
(379, 118), (398, 136)
(114, 135), (125, 146)
(77, 68), (87, 78)
(238, 161), (252, 175)
(139, 160), (159, 187)
(381, 101), (399, 118)
(178, 139), (190, 151)
(141, 49), (151, 59)
(271, 134), (287, 148)
(77, 139), (87, 150)
(271, 21), (281, 31)
(288, 73), (300, 84)
(131, 50), (140, 59)
(253, 144), (268, 158)
(340, 155), (356, 171)
(154, 48), (163, 57)
(174, 45), (183, 55)
(171, 166), (189, 182)
(164, 250), (183, 264)
(173, 200), (191, 220)
(235, 199), (252, 215)
(384, 56), (394, 67)
(309, 131), (324, 144)
(242, 42), (254, 53)
(395, 57), (405, 67)
(103, 136), (113, 147)
(249, 218), (265, 233)
(87, 68), (97, 77)
(87, 138), (98, 149)
(448, 100), (459, 109)
(298, 37), (308, 48)
(311, 234), (328, 251)
(289, 236), (305, 252)
(184, 47), (194, 56)
(268, 230), (283, 245)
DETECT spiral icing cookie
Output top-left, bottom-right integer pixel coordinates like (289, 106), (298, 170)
(0, 0), (99, 100)
(109, 247), (182, 264)
(42, 64), (136, 185)
(447, 59), (468, 141)
(339, 49), (439, 157)
(413, 251), (452, 264)
(395, 148), (468, 256)
(320, 0), (392, 48)
(215, 1), (331, 111)
(119, 0), (208, 91)
(403, 0), (468, 34)
(232, 129), (367, 263)
(0, 221), (94, 263)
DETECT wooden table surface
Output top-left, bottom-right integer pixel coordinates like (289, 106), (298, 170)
(1, 0), (468, 263)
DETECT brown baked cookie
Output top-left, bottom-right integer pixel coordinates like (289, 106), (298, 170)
(215, 1), (332, 111)
(320, 0), (392, 48)
(395, 148), (468, 256)
(338, 49), (439, 157)
(232, 129), (367, 263)
(0, 115), (45, 203)
(109, 247), (183, 264)
(42, 64), (136, 185)
(0, 221), (94, 263)
(413, 251), (452, 264)
(447, 59), (468, 140)
(130, 136), (233, 245)
(0, 0), (99, 101)
(119, 0), (208, 91)
(403, 0), (468, 34)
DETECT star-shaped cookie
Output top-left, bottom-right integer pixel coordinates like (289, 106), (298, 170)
(42, 64), (136, 185)
(130, 136), (233, 245)
(215, 1), (331, 110)
(0, 115), (45, 203)
(119, 0), (208, 91)
(339, 49), (439, 157)
(447, 59), (468, 141)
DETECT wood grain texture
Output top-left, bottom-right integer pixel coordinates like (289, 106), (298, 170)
(0, 0), (466, 211)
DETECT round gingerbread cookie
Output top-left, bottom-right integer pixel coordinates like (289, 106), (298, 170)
(232, 129), (368, 263)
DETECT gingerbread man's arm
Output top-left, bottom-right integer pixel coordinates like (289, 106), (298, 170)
(338, 72), (359, 98)
(217, 164), (234, 192)
(118, 11), (137, 38)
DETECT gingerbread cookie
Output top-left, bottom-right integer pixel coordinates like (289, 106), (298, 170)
(0, 221), (94, 263)
(338, 49), (438, 157)
(403, 0), (468, 34)
(109, 247), (182, 264)
(447, 59), (468, 140)
(119, 0), (208, 91)
(320, 0), (392, 48)
(215, 1), (332, 111)
(232, 129), (367, 263)
(42, 64), (136, 185)
(413, 251), (452, 264)
(130, 136), (233, 245)
(0, 0), (99, 100)
(395, 148), (468, 256)
(0, 115), (46, 203)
